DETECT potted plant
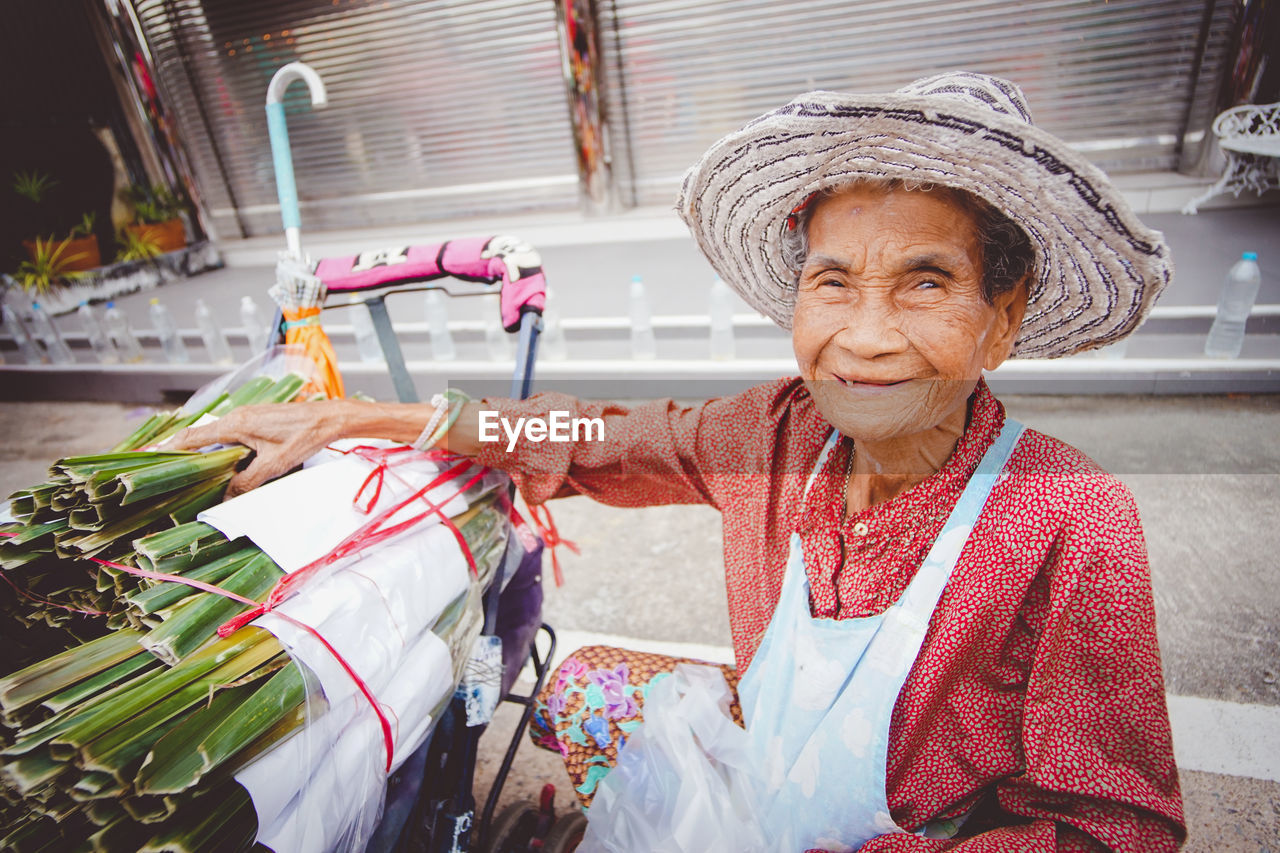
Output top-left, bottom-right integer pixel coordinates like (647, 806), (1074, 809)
(12, 172), (103, 273)
(12, 170), (56, 210)
(114, 226), (164, 262)
(13, 236), (89, 295)
(121, 183), (187, 253)
(21, 212), (102, 272)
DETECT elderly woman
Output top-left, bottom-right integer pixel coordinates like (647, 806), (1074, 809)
(177, 73), (1184, 850)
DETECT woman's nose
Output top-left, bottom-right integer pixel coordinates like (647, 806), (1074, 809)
(832, 297), (909, 359)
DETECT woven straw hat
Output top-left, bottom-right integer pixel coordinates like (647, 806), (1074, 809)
(676, 71), (1172, 358)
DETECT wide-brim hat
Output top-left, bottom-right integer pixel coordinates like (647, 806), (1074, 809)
(676, 71), (1172, 358)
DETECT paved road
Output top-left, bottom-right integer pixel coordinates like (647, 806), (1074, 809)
(1, 391), (1277, 849)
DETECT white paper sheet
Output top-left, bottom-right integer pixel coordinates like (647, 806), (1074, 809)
(198, 444), (471, 572)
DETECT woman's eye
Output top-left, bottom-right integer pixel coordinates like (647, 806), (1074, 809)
(819, 278), (845, 288)
(915, 279), (942, 290)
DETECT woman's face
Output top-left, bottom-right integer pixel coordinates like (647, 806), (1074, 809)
(792, 184), (1026, 444)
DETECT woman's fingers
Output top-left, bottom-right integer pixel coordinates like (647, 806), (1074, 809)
(166, 408), (255, 450)
(223, 442), (291, 497)
(163, 400), (348, 495)
(226, 457), (273, 498)
(168, 408), (278, 451)
(168, 423), (226, 451)
(227, 428), (335, 497)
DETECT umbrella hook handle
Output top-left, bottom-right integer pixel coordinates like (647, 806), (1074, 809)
(265, 62), (328, 259)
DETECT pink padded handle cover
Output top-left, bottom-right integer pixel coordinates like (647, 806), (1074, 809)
(315, 235), (546, 331)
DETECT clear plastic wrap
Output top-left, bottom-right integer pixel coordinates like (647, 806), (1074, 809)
(194, 444), (509, 853)
(181, 344), (321, 415)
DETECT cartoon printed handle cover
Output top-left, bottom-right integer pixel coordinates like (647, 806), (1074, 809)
(315, 235), (547, 331)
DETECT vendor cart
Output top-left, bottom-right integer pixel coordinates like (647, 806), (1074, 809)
(287, 236), (581, 853)
(260, 61), (578, 851)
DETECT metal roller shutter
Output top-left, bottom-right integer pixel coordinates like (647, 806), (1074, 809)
(598, 0), (1239, 207)
(133, 0), (580, 238)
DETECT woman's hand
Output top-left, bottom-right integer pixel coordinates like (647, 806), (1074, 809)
(169, 400), (352, 497)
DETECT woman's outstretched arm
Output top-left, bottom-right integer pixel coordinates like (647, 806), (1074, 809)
(168, 381), (797, 506)
(169, 398), (486, 496)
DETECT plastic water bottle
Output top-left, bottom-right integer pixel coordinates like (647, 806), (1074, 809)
(1205, 252), (1262, 359)
(149, 298), (190, 363)
(3, 304), (43, 364)
(28, 303), (74, 365)
(103, 302), (146, 363)
(240, 295), (271, 353)
(540, 286), (568, 361)
(77, 301), (119, 364)
(629, 274), (657, 360)
(486, 316), (512, 361)
(709, 276), (736, 360)
(194, 298), (234, 365)
(424, 290), (457, 361)
(348, 296), (385, 363)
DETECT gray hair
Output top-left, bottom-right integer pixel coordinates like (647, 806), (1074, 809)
(781, 178), (1035, 304)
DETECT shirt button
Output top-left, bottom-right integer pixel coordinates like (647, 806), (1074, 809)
(852, 521), (870, 536)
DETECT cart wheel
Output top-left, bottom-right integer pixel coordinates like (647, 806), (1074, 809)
(543, 811), (588, 853)
(484, 801), (540, 853)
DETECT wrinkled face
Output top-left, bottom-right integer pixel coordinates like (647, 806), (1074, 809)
(792, 184), (1026, 443)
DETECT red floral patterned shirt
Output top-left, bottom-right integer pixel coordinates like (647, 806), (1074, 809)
(476, 378), (1184, 851)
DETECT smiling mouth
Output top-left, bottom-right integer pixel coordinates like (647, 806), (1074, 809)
(833, 375), (911, 388)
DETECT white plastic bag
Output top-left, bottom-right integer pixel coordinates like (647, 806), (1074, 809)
(579, 664), (772, 853)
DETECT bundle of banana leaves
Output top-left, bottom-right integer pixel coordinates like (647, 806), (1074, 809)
(0, 374), (305, 667)
(0, 372), (512, 852)
(0, 491), (508, 852)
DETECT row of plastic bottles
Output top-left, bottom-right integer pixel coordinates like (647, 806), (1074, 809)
(630, 273), (737, 361)
(346, 289), (572, 365)
(6, 254), (1261, 366)
(2, 296), (275, 366)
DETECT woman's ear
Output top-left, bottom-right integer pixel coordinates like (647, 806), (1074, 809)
(982, 276), (1030, 372)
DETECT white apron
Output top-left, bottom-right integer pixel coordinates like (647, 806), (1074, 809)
(737, 419), (1025, 852)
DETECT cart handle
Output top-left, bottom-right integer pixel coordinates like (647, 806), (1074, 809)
(265, 62), (327, 258)
(315, 236), (547, 332)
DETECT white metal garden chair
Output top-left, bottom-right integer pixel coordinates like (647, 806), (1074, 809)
(1183, 101), (1280, 214)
